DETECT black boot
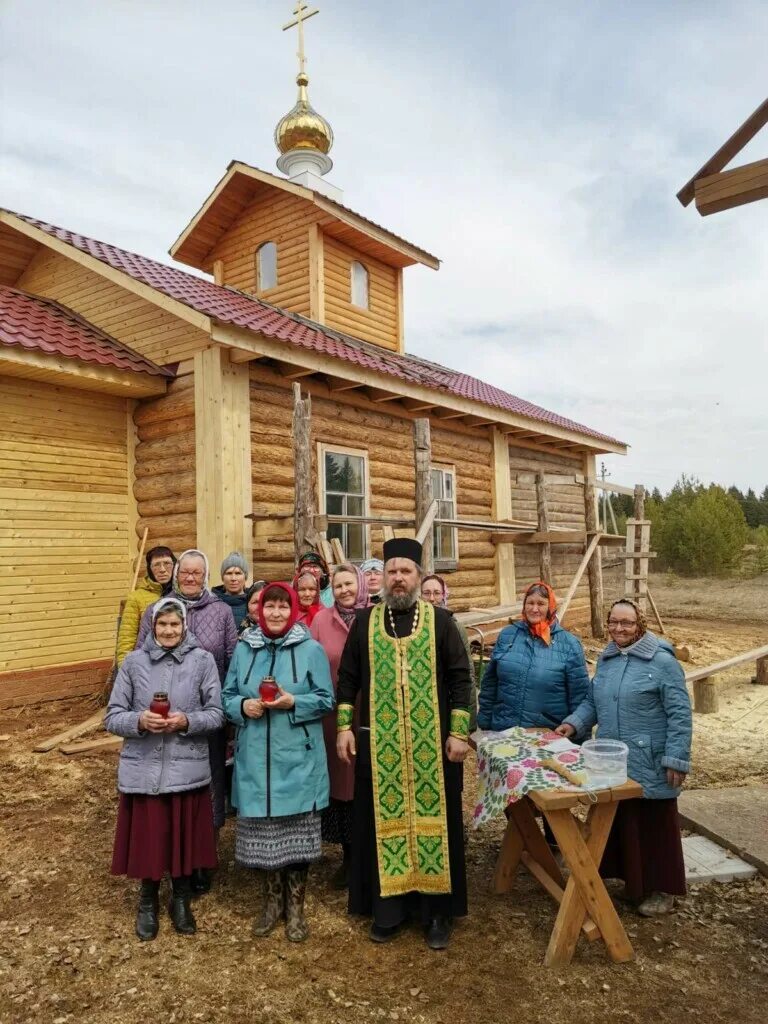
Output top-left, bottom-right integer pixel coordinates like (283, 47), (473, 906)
(135, 879), (159, 941)
(168, 876), (197, 935)
(331, 843), (350, 890)
(424, 916), (452, 950)
(190, 867), (211, 895)
(284, 865), (310, 942)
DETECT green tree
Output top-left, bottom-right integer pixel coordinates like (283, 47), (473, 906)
(743, 487), (761, 528)
(668, 486), (748, 575)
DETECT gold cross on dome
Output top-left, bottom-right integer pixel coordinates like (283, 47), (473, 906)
(282, 2), (320, 77)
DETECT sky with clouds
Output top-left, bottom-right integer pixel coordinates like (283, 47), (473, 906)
(1, 0), (766, 492)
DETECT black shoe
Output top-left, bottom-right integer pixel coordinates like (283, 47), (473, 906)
(331, 859), (348, 890)
(424, 916), (452, 950)
(135, 880), (159, 942)
(190, 867), (211, 895)
(369, 920), (406, 944)
(168, 877), (197, 935)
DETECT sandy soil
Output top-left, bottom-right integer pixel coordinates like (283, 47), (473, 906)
(1, 578), (767, 1024)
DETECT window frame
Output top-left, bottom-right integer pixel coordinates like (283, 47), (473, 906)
(350, 260), (370, 310)
(318, 442), (371, 562)
(430, 463), (458, 572)
(255, 241), (278, 292)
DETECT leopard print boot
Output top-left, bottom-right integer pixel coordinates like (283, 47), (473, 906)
(284, 865), (309, 942)
(252, 870), (284, 937)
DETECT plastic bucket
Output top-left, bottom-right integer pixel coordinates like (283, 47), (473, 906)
(582, 739), (628, 790)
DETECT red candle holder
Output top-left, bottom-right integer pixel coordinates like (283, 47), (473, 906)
(149, 692), (170, 717)
(259, 677), (280, 702)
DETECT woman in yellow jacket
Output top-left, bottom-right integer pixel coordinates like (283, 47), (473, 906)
(116, 547), (176, 665)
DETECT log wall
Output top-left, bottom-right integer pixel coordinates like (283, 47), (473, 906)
(322, 236), (400, 352)
(209, 191), (315, 315)
(508, 443), (591, 625)
(0, 375), (131, 675)
(16, 249), (209, 365)
(133, 374), (197, 553)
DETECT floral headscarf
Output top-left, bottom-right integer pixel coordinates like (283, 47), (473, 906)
(607, 598), (648, 644)
(522, 581), (558, 647)
(332, 563), (369, 627)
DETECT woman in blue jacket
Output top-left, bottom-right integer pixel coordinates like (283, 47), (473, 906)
(557, 598), (692, 917)
(477, 581), (590, 732)
(222, 582), (334, 942)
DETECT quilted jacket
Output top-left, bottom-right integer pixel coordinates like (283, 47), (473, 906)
(477, 619), (590, 731)
(137, 589), (238, 681)
(116, 577), (163, 666)
(563, 631), (692, 799)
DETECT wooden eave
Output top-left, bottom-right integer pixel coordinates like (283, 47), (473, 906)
(677, 98), (768, 213)
(694, 158), (768, 216)
(169, 161), (440, 272)
(214, 321), (626, 456)
(0, 212), (212, 334)
(0, 221), (39, 287)
(0, 345), (168, 398)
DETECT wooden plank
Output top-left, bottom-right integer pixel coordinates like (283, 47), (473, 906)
(498, 530), (586, 546)
(330, 537), (346, 566)
(558, 533), (602, 624)
(60, 735), (122, 755)
(492, 813), (525, 894)
(33, 708), (106, 752)
(253, 516), (294, 539)
(413, 419), (434, 573)
(583, 462), (604, 638)
(531, 780), (643, 812)
(519, 851), (600, 943)
(685, 644), (768, 683)
(677, 99), (768, 206)
(491, 428), (515, 605)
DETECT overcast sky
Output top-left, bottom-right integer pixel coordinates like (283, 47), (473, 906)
(1, 1), (766, 492)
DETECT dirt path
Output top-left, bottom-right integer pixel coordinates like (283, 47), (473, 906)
(2, 598), (767, 1024)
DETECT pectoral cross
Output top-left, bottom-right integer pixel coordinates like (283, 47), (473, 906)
(282, 2), (320, 77)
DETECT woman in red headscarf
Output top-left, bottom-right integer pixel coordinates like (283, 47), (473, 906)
(222, 583), (334, 942)
(293, 569), (323, 626)
(477, 581), (590, 732)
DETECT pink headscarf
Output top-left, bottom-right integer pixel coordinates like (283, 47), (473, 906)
(332, 563), (369, 627)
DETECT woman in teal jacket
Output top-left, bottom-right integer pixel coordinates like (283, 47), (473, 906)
(557, 598), (692, 917)
(222, 582), (334, 942)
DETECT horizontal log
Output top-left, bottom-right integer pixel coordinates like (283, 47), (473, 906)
(136, 495), (197, 517)
(136, 513), (195, 537)
(136, 415), (196, 444)
(134, 390), (194, 427)
(134, 471), (196, 502)
(135, 431), (197, 461)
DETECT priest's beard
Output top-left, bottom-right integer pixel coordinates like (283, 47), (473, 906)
(382, 579), (421, 612)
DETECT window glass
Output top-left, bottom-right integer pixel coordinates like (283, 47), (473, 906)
(324, 450), (367, 561)
(431, 466), (457, 563)
(350, 261), (369, 309)
(256, 241), (277, 291)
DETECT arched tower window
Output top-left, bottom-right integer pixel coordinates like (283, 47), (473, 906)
(350, 260), (369, 309)
(256, 241), (277, 291)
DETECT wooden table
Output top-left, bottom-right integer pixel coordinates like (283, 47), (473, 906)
(492, 779), (643, 967)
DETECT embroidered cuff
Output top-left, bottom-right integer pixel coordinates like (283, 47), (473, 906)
(449, 708), (470, 741)
(337, 703), (354, 732)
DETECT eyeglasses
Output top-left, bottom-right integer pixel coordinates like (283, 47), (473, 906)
(607, 620), (637, 630)
(179, 570), (204, 580)
(151, 561), (174, 570)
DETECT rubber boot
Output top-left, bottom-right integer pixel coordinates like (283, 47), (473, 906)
(135, 879), (159, 941)
(284, 865), (310, 942)
(168, 876), (197, 935)
(252, 870), (284, 937)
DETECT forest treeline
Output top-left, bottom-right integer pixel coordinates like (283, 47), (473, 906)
(611, 477), (768, 577)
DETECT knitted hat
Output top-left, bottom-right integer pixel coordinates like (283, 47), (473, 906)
(221, 551), (249, 576)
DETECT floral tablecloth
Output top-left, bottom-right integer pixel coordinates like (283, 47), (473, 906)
(472, 727), (588, 827)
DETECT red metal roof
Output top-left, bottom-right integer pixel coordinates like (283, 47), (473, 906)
(5, 211), (623, 446)
(0, 285), (171, 378)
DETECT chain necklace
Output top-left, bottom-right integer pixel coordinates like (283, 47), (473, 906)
(386, 599), (420, 641)
(386, 600), (420, 692)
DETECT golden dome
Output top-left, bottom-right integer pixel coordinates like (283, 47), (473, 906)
(274, 73), (334, 156)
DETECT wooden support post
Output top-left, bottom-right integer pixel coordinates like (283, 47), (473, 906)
(646, 587), (666, 635)
(535, 472), (552, 585)
(194, 348), (253, 572)
(629, 485), (649, 612)
(756, 656), (768, 685)
(490, 428), (516, 605)
(292, 382), (318, 560)
(558, 533), (602, 625)
(413, 419), (434, 574)
(693, 677), (719, 714)
(583, 469), (604, 639)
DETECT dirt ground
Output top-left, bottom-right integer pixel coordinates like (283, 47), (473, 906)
(1, 574), (767, 1024)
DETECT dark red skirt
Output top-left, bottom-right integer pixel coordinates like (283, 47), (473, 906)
(111, 786), (218, 881)
(600, 797), (686, 901)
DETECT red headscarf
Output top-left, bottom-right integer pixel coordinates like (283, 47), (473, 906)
(292, 570), (323, 626)
(522, 581), (558, 646)
(257, 582), (300, 638)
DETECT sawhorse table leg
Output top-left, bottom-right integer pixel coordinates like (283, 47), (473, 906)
(493, 798), (564, 894)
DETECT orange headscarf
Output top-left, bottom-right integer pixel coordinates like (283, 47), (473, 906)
(522, 581), (557, 646)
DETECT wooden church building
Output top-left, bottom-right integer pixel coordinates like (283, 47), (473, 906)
(0, 10), (626, 706)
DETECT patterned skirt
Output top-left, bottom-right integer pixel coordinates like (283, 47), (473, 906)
(235, 812), (322, 870)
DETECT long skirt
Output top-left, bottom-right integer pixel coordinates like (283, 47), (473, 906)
(235, 812), (322, 871)
(111, 786), (217, 881)
(348, 768), (467, 926)
(600, 797), (686, 902)
(208, 727), (227, 829)
(321, 798), (354, 846)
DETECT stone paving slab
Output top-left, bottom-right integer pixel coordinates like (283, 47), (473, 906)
(678, 786), (768, 876)
(683, 835), (757, 883)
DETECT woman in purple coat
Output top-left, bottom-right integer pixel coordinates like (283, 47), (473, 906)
(107, 597), (223, 939)
(310, 563), (368, 887)
(137, 549), (237, 891)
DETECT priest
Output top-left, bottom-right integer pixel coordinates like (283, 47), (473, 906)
(336, 538), (472, 949)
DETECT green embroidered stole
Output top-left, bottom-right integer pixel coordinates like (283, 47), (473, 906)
(368, 600), (451, 897)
